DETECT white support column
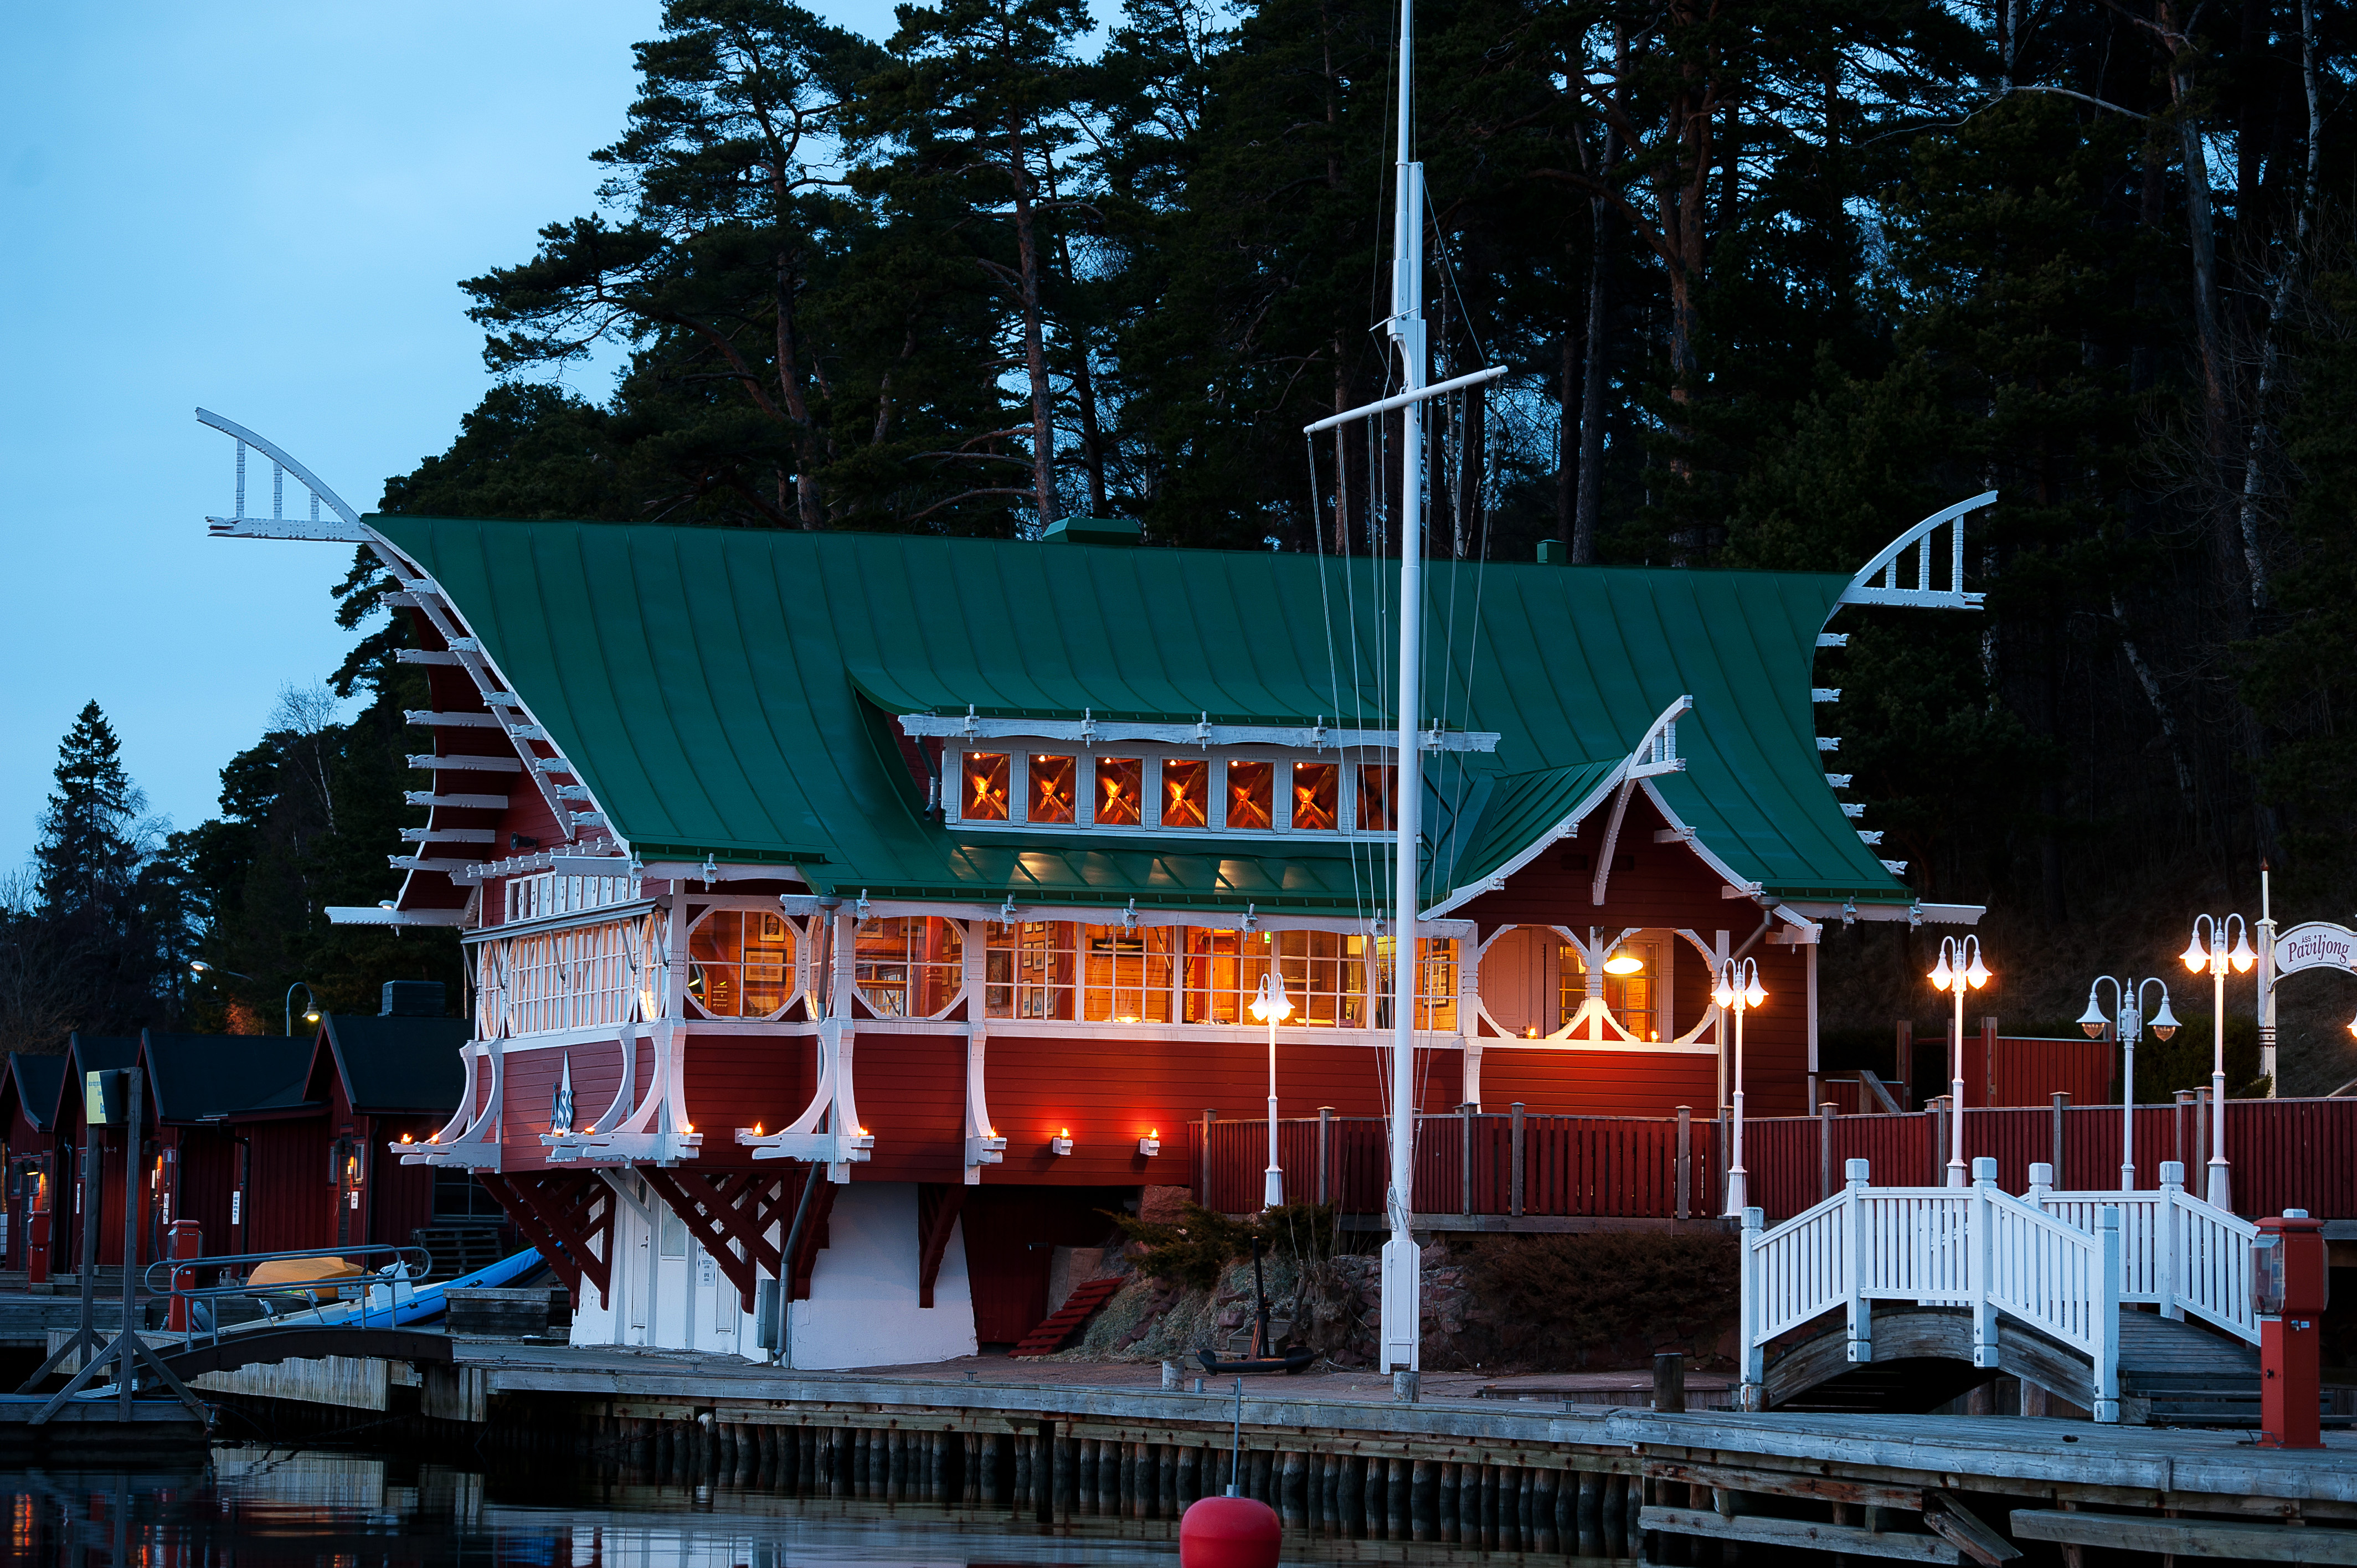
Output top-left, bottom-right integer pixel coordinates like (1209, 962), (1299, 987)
(1739, 1206), (1765, 1407)
(1969, 1156), (1999, 1367)
(1844, 1158), (1872, 1365)
(827, 908), (862, 1184)
(2158, 1160), (2185, 1321)
(2092, 1206), (2122, 1423)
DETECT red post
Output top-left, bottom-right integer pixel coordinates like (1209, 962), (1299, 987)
(2255, 1211), (2326, 1450)
(24, 1209), (48, 1286)
(164, 1219), (202, 1332)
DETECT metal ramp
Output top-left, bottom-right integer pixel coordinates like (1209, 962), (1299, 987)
(1740, 1156), (2268, 1425)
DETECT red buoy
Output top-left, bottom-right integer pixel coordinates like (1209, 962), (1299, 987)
(1179, 1495), (1281, 1568)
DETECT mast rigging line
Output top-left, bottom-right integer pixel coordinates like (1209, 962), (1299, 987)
(1303, 365), (1510, 435)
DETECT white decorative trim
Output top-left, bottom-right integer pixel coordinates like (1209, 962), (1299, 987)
(1836, 492), (1995, 610)
(903, 710), (1497, 754)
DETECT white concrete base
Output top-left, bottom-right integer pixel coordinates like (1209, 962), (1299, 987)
(567, 1176), (976, 1369)
(790, 1181), (977, 1369)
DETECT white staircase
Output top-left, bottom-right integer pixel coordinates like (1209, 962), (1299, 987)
(1739, 1157), (2258, 1425)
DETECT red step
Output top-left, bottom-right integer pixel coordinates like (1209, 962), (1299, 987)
(1010, 1276), (1124, 1356)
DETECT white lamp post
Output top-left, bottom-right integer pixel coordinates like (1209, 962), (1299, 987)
(2179, 913), (2254, 1209)
(1928, 936), (1991, 1188)
(1712, 957), (1766, 1216)
(2078, 976), (2179, 1191)
(1250, 969), (1293, 1209)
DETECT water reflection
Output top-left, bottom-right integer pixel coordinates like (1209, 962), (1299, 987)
(0, 1446), (1642, 1565)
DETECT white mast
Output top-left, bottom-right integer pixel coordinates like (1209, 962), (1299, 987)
(1297, 0), (1503, 1385)
(1380, 0), (1426, 1381)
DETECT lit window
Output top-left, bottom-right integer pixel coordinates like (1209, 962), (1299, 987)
(964, 753), (1010, 821)
(856, 917), (963, 1017)
(687, 911), (740, 1015)
(1563, 940), (1657, 1039)
(686, 909), (798, 1019)
(1030, 755), (1077, 823)
(743, 911), (794, 1015)
(1182, 928), (1269, 1024)
(985, 921), (1076, 1020)
(1163, 759), (1208, 827)
(1274, 930), (1365, 1025)
(1095, 757), (1143, 826)
(1227, 760), (1273, 830)
(1358, 764), (1397, 832)
(1374, 936), (1458, 1031)
(1080, 926), (1174, 1022)
(1292, 763), (1339, 831)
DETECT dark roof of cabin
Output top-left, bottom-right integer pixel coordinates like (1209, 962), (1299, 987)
(6, 1054), (65, 1133)
(372, 518), (1911, 911)
(140, 1034), (313, 1123)
(317, 1014), (470, 1114)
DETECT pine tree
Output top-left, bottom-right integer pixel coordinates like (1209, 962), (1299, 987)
(36, 701), (144, 926)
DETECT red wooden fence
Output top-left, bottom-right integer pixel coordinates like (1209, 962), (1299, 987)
(1195, 1095), (2357, 1224)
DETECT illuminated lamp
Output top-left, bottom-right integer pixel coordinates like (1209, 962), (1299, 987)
(1051, 1129), (1075, 1156)
(1138, 1131), (1161, 1157)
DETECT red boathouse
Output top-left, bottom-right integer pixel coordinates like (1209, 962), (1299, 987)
(302, 506), (1983, 1364)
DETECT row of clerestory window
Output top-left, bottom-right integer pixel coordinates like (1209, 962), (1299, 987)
(953, 747), (1397, 835)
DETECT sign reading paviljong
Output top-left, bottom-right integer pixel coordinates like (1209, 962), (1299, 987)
(2275, 921), (2357, 976)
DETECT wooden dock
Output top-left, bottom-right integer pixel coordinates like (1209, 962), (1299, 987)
(197, 1340), (2357, 1561)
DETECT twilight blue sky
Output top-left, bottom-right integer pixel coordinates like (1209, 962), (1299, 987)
(0, 1), (919, 876)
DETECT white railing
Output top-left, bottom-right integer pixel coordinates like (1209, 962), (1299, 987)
(1741, 1156), (2121, 1423)
(2027, 1159), (2259, 1345)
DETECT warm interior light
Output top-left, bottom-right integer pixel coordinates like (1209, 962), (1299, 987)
(1524, 1024), (1540, 1039)
(2229, 930), (2256, 973)
(1603, 951), (1644, 976)
(2348, 1010), (2357, 1041)
(1060, 1128), (1071, 1138)
(1150, 1129), (1159, 1139)
(2180, 933), (2207, 972)
(858, 1126), (869, 1137)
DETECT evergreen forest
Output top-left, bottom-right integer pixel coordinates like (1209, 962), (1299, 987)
(9, 0), (2357, 1089)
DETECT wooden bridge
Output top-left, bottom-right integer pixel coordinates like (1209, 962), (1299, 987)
(1740, 1156), (2286, 1426)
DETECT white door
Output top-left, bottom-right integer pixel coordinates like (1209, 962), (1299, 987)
(654, 1204), (690, 1347)
(625, 1196), (651, 1344)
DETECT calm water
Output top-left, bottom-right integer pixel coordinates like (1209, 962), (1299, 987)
(0, 1447), (1640, 1566)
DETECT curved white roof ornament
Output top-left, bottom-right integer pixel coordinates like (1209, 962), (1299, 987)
(1838, 491), (1996, 611)
(195, 407), (366, 541)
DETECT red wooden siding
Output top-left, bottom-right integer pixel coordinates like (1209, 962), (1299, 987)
(856, 1033), (966, 1182)
(957, 1184), (1134, 1342)
(167, 1126), (238, 1257)
(981, 1033), (1461, 1187)
(240, 1118), (336, 1255)
(1476, 1045), (1720, 1119)
(369, 1114), (444, 1249)
(1456, 793), (1816, 1118)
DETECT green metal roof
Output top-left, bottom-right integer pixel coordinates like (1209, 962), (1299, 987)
(372, 518), (1911, 914)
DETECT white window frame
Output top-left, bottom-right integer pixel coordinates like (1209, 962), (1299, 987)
(944, 741), (1392, 842)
